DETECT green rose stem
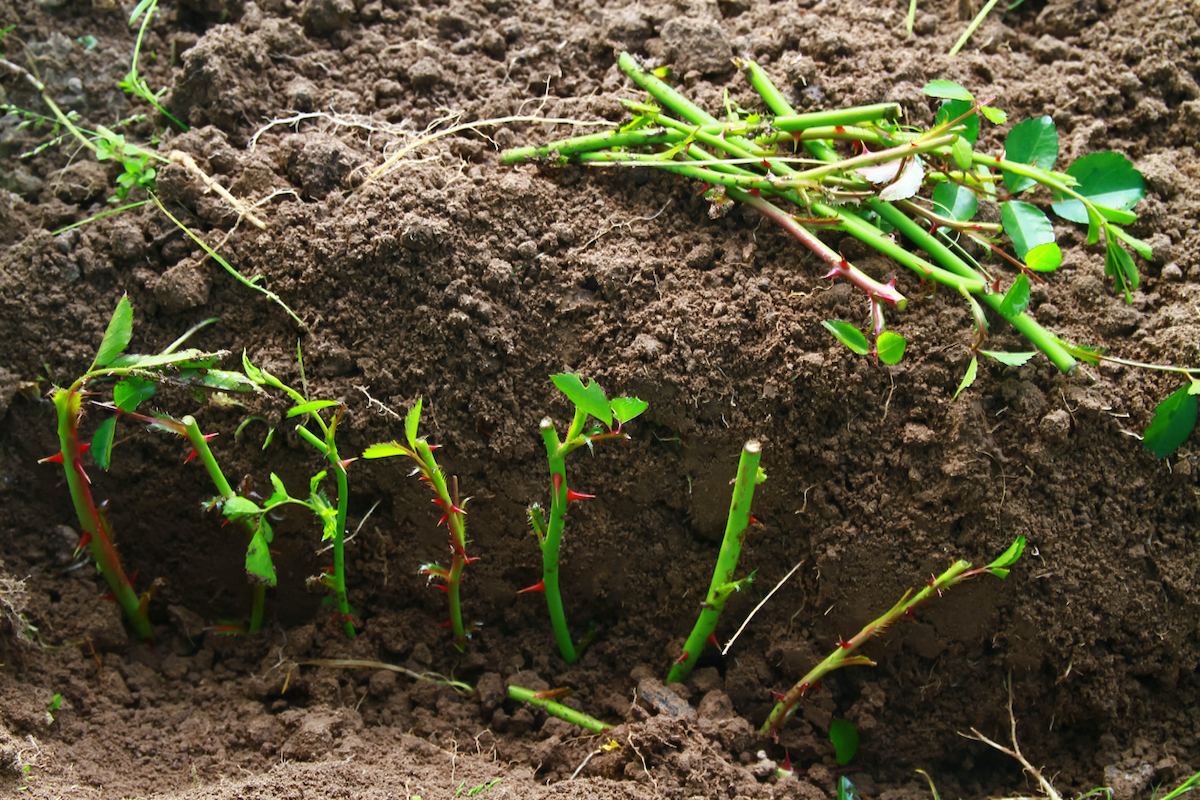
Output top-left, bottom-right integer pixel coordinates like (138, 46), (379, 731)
(181, 416), (268, 634)
(667, 441), (766, 684)
(507, 685), (612, 733)
(363, 399), (474, 650)
(45, 385), (155, 643)
(761, 536), (1026, 737)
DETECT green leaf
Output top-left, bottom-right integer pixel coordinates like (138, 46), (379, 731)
(266, 473), (290, 508)
(1109, 225), (1152, 260)
(829, 719), (859, 765)
(1002, 116), (1057, 193)
(1051, 152), (1145, 224)
(610, 397), (649, 425)
(1144, 384), (1197, 459)
(951, 135), (974, 171)
(837, 775), (860, 800)
(1000, 200), (1055, 259)
(822, 320), (870, 355)
(980, 350), (1037, 366)
(1105, 235), (1139, 302)
(932, 182), (978, 222)
(936, 99), (979, 145)
(953, 356), (978, 400)
(310, 470), (328, 498)
(91, 417), (118, 471)
(245, 525), (277, 586)
(113, 376), (156, 412)
(92, 295), (134, 370)
(998, 274), (1031, 317)
(286, 399), (340, 418)
(222, 496), (263, 518)
(405, 398), (423, 448)
(985, 535), (1026, 574)
(108, 348), (216, 369)
(979, 105), (1007, 125)
(181, 369), (262, 394)
(1024, 241), (1062, 273)
(362, 441), (412, 459)
(922, 80), (974, 102)
(551, 374), (612, 427)
(876, 331), (907, 365)
(129, 0), (156, 24)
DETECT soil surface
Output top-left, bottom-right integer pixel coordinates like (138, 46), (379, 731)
(2, 0), (1199, 798)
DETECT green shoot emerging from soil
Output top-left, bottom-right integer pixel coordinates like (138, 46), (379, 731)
(363, 399), (476, 650)
(40, 297), (259, 641)
(523, 374), (647, 663)
(667, 440), (766, 684)
(761, 535), (1025, 736)
(241, 348), (357, 637)
(123, 0), (188, 131)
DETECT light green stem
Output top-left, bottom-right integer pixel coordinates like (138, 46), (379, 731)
(667, 441), (763, 684)
(508, 685), (612, 733)
(295, 424), (355, 638)
(537, 415), (582, 663)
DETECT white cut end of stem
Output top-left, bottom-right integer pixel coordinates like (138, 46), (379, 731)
(744, 440), (762, 454)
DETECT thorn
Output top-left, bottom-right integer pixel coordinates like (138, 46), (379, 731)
(463, 556), (481, 564)
(438, 620), (452, 628)
(566, 489), (595, 502)
(905, 609), (917, 622)
(269, 550), (281, 556)
(75, 532), (92, 553)
(39, 452), (65, 464)
(782, 751), (793, 772)
(707, 633), (719, 648)
(748, 514), (760, 526)
(771, 689), (788, 702)
(184, 449), (200, 464)
(838, 636), (851, 649)
(517, 580), (545, 594)
(552, 473), (563, 494)
(338, 457), (357, 471)
(674, 650), (690, 665)
(811, 682), (821, 693)
(100, 592), (117, 603)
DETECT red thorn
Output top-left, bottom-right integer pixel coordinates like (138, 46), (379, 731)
(463, 556), (481, 564)
(338, 457), (357, 471)
(39, 452), (66, 464)
(427, 444), (441, 451)
(674, 650), (690, 665)
(707, 633), (719, 648)
(771, 689), (788, 702)
(129, 569), (139, 584)
(269, 549), (281, 556)
(517, 580), (545, 594)
(76, 532), (92, 551)
(321, 565), (335, 573)
(184, 449), (200, 464)
(749, 187), (762, 197)
(100, 592), (117, 603)
(811, 682), (821, 693)
(552, 473), (563, 494)
(905, 609), (917, 622)
(438, 620), (453, 628)
(782, 751), (793, 772)
(434, 584), (449, 593)
(748, 514), (760, 526)
(838, 636), (851, 649)
(566, 489), (595, 502)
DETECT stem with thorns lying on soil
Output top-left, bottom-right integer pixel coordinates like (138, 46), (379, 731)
(761, 536), (1026, 736)
(667, 441), (766, 684)
(508, 685), (612, 733)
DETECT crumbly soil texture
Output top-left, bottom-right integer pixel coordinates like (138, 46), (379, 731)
(2, 0), (1200, 797)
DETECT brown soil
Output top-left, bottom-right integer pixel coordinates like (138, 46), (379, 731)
(2, 0), (1199, 798)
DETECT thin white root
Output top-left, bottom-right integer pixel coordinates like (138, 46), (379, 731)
(170, 150), (267, 230)
(722, 560), (803, 656)
(960, 676), (1063, 800)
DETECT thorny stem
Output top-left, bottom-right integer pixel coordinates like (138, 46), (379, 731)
(294, 422), (355, 638)
(538, 415), (581, 664)
(413, 440), (471, 650)
(508, 685), (612, 733)
(667, 441), (764, 684)
(181, 416), (267, 635)
(761, 538), (1023, 736)
(49, 386), (155, 642)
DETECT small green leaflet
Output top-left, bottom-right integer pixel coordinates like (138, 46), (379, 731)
(979, 106), (1007, 125)
(932, 182), (978, 222)
(609, 396), (649, 425)
(245, 525), (277, 586)
(551, 373), (612, 427)
(953, 356), (978, 400)
(822, 320), (869, 355)
(92, 417), (118, 470)
(922, 80), (973, 102)
(998, 274), (1031, 317)
(1000, 200), (1055, 259)
(362, 442), (412, 459)
(1025, 241), (1063, 273)
(1105, 233), (1139, 303)
(1111, 225), (1153, 260)
(92, 295), (134, 370)
(951, 135), (974, 171)
(267, 473), (291, 508)
(980, 350), (1037, 366)
(129, 0), (156, 24)
(935, 99), (979, 145)
(876, 331), (907, 365)
(985, 535), (1026, 579)
(287, 399), (341, 418)
(837, 775), (861, 800)
(829, 719), (859, 765)
(1003, 116), (1058, 194)
(113, 376), (156, 412)
(405, 398), (423, 448)
(1051, 152), (1145, 224)
(222, 496), (262, 518)
(1144, 384), (1198, 459)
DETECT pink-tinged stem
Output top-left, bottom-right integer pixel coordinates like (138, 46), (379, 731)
(736, 189), (908, 310)
(51, 387), (154, 642)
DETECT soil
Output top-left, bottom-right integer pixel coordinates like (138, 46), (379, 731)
(2, 0), (1199, 798)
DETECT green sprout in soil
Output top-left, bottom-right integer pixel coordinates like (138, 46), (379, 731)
(241, 347), (357, 637)
(501, 54), (1164, 400)
(363, 398), (476, 650)
(522, 374), (647, 663)
(40, 297), (259, 641)
(762, 535), (1026, 736)
(507, 685), (612, 734)
(123, 0), (188, 131)
(667, 440), (766, 684)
